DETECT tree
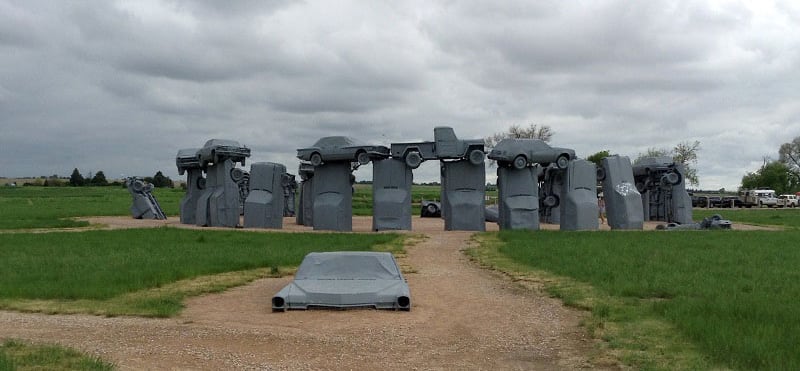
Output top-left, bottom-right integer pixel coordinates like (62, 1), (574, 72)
(69, 168), (85, 186)
(90, 171), (108, 186)
(151, 171), (174, 188)
(485, 124), (554, 149)
(586, 150), (611, 167)
(779, 136), (800, 173)
(635, 141), (701, 187)
(741, 160), (799, 195)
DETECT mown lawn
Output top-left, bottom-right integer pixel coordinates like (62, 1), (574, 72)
(484, 229), (800, 370)
(693, 207), (800, 228)
(0, 186), (183, 229)
(0, 228), (400, 316)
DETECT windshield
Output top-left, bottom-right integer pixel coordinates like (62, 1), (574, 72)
(296, 253), (401, 280)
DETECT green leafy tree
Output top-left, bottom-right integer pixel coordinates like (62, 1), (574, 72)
(741, 161), (799, 195)
(90, 171), (109, 186)
(151, 171), (174, 188)
(69, 168), (85, 187)
(586, 150), (611, 167)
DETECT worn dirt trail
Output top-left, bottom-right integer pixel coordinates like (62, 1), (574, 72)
(0, 225), (605, 370)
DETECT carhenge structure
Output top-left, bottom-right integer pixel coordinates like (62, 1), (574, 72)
(632, 156), (693, 224)
(598, 155), (644, 230)
(125, 177), (167, 220)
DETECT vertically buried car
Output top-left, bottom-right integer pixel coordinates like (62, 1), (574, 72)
(489, 138), (575, 170)
(272, 251), (411, 312)
(176, 148), (201, 175)
(297, 136), (390, 166)
(196, 139), (251, 167)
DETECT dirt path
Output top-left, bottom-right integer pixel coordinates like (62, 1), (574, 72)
(0, 227), (604, 370)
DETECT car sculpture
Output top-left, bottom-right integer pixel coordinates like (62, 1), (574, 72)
(176, 148), (201, 175)
(272, 251), (411, 311)
(488, 138), (576, 170)
(390, 127), (485, 169)
(297, 136), (389, 167)
(196, 139), (251, 168)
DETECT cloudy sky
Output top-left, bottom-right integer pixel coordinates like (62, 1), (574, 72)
(1, 0), (798, 189)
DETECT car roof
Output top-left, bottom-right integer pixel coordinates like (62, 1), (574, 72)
(313, 136), (363, 147)
(203, 139), (242, 147)
(295, 251), (400, 280)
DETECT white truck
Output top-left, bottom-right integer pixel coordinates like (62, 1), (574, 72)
(739, 189), (778, 208)
(778, 194), (799, 208)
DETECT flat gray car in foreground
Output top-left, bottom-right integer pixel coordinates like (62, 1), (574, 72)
(489, 138), (576, 170)
(297, 136), (390, 166)
(272, 251), (411, 312)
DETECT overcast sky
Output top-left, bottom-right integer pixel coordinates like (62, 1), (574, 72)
(1, 0), (798, 189)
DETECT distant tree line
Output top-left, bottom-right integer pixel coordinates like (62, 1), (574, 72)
(23, 168), (174, 188)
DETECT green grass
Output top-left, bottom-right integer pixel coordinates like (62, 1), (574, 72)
(476, 230), (800, 370)
(0, 339), (113, 370)
(0, 187), (182, 229)
(0, 228), (400, 316)
(693, 208), (800, 228)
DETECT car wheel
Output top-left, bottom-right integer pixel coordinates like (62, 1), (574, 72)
(665, 171), (681, 185)
(635, 182), (646, 193)
(512, 155), (527, 170)
(356, 151), (370, 165)
(196, 177), (206, 190)
(405, 151), (423, 169)
(132, 180), (144, 193)
(543, 194), (560, 208)
(426, 203), (439, 215)
(310, 152), (323, 167)
(468, 149), (484, 166)
(556, 154), (570, 169)
(596, 166), (606, 181)
(230, 168), (245, 182)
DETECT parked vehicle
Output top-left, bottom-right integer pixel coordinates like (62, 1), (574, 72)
(488, 138), (576, 170)
(739, 189), (778, 208)
(297, 136), (389, 166)
(196, 139), (250, 167)
(778, 194), (799, 208)
(720, 196), (743, 208)
(390, 126), (485, 169)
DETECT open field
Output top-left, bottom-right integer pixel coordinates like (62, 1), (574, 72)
(694, 207), (800, 228)
(471, 228), (800, 370)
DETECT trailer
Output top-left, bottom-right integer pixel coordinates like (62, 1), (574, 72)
(739, 189), (778, 208)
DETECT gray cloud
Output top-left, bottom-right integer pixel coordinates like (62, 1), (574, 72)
(1, 0), (798, 190)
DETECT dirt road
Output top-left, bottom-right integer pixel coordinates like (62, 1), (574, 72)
(0, 220), (604, 370)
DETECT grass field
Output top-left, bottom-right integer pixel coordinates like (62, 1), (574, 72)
(0, 228), (401, 317)
(472, 229), (800, 370)
(0, 340), (113, 371)
(693, 208), (800, 228)
(0, 187), (183, 229)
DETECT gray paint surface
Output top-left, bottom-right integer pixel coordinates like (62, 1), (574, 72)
(125, 177), (167, 220)
(283, 174), (297, 217)
(633, 157), (693, 224)
(560, 159), (599, 231)
(441, 160), (486, 231)
(372, 158), (413, 231)
(312, 161), (353, 231)
(197, 158), (241, 227)
(296, 164), (314, 225)
(272, 251), (411, 311)
(539, 166), (563, 224)
(600, 156), (644, 230)
(497, 166), (540, 230)
(179, 169), (205, 224)
(244, 162), (286, 229)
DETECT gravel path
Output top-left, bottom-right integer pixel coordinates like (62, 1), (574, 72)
(0, 218), (609, 369)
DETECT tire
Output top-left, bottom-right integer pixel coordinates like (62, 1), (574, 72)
(356, 151), (370, 165)
(635, 182), (646, 192)
(310, 152), (323, 167)
(230, 168), (244, 182)
(665, 172), (681, 185)
(596, 167), (606, 181)
(426, 203), (439, 215)
(543, 194), (560, 208)
(468, 149), (485, 166)
(405, 151), (423, 169)
(196, 177), (206, 190)
(556, 154), (570, 169)
(512, 155), (527, 170)
(132, 180), (144, 192)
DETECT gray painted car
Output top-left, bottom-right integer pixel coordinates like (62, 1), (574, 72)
(272, 251), (411, 311)
(297, 136), (390, 166)
(176, 148), (201, 175)
(196, 139), (251, 167)
(488, 138), (576, 170)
